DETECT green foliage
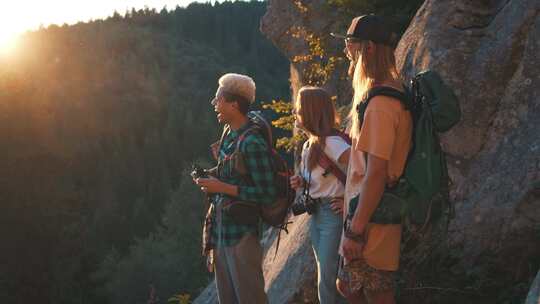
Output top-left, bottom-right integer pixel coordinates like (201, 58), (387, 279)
(262, 100), (294, 131)
(289, 28), (346, 87)
(262, 100), (306, 152)
(168, 293), (192, 304)
(94, 173), (209, 304)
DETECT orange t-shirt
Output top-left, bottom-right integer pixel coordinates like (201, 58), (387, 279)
(343, 94), (412, 271)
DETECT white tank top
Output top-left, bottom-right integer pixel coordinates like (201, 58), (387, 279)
(300, 136), (350, 199)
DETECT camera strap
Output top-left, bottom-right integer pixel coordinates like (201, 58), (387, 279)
(302, 153), (312, 199)
(314, 145), (347, 185)
(305, 133), (349, 186)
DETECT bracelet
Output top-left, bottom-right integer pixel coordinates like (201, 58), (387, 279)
(345, 227), (365, 244)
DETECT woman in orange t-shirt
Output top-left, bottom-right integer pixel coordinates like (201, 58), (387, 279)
(332, 15), (412, 304)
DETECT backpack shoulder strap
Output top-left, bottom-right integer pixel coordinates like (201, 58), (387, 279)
(219, 125), (231, 148)
(210, 125), (230, 161)
(248, 111), (273, 147)
(367, 86), (411, 109)
(356, 85), (411, 129)
(330, 129), (352, 145)
(310, 134), (348, 185)
(316, 149), (347, 185)
(234, 123), (264, 153)
(215, 125), (231, 177)
(356, 86), (412, 177)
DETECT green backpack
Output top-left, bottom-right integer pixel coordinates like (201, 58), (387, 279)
(349, 70), (460, 226)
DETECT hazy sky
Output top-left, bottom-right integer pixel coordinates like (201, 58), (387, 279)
(3, 1), (219, 30)
(0, 0), (227, 51)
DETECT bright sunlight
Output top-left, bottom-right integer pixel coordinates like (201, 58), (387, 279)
(0, 4), (26, 56)
(0, 31), (20, 56)
(0, 0), (203, 56)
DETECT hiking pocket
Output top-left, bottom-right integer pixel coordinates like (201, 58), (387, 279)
(222, 199), (260, 225)
(348, 179), (412, 225)
(348, 193), (403, 225)
(370, 192), (404, 224)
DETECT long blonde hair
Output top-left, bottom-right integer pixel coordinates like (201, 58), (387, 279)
(295, 86), (340, 170)
(348, 41), (400, 139)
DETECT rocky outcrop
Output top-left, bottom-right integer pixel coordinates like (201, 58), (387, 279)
(195, 0), (540, 302)
(260, 0), (349, 103)
(396, 0), (540, 275)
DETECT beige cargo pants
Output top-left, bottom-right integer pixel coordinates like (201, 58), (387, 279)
(214, 233), (267, 304)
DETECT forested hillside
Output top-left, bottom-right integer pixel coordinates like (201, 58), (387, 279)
(0, 2), (289, 303)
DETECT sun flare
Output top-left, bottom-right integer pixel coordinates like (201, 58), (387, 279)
(0, 30), (20, 56)
(0, 1), (196, 57)
(0, 9), (25, 57)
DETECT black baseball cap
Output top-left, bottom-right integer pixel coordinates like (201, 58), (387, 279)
(331, 14), (398, 47)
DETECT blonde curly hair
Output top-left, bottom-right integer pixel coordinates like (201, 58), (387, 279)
(218, 73), (256, 104)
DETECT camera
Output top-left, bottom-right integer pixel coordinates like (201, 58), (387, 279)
(190, 164), (209, 179)
(291, 193), (317, 216)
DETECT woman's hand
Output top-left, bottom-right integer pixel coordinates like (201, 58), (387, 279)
(341, 235), (364, 261)
(290, 175), (305, 190)
(330, 197), (344, 214)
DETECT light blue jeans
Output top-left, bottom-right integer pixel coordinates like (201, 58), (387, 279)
(310, 198), (345, 304)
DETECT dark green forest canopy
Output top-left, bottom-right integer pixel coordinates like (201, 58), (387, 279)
(0, 2), (288, 303)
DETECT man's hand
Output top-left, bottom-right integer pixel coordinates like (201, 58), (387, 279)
(195, 177), (225, 193)
(195, 177), (238, 196)
(330, 197), (344, 214)
(341, 235), (364, 261)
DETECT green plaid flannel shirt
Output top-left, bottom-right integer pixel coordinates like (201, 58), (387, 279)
(210, 122), (276, 247)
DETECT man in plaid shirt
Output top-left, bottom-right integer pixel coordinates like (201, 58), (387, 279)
(195, 73), (276, 304)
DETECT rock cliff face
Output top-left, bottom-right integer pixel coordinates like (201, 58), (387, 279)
(259, 0), (350, 103)
(195, 0), (539, 302)
(395, 0), (540, 279)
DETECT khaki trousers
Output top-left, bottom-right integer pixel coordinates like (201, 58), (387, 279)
(214, 233), (267, 304)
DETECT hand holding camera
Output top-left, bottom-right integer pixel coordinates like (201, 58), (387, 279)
(191, 164), (209, 180)
(191, 164), (237, 196)
(289, 175), (305, 190)
(191, 164), (214, 193)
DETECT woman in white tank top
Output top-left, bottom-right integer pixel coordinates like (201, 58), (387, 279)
(290, 86), (350, 304)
